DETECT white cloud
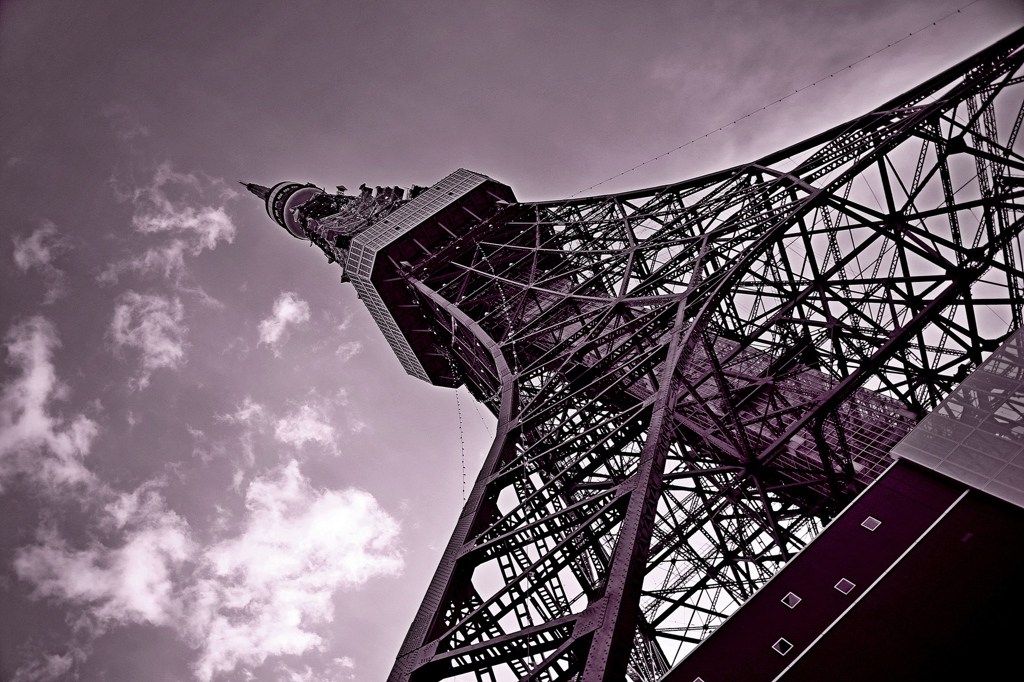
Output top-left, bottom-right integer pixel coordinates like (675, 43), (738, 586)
(0, 317), (98, 493)
(335, 340), (362, 362)
(131, 164), (236, 242)
(14, 461), (401, 682)
(11, 648), (87, 682)
(12, 222), (70, 304)
(14, 488), (195, 630)
(217, 397), (267, 426)
(185, 460), (401, 681)
(217, 392), (356, 467)
(1, 319), (393, 680)
(258, 292), (310, 354)
(1, 318), (398, 680)
(274, 403), (337, 452)
(215, 398), (269, 466)
(100, 163), (236, 284)
(100, 240), (192, 284)
(110, 291), (187, 388)
(280, 665), (328, 682)
(280, 658), (355, 682)
(103, 102), (150, 142)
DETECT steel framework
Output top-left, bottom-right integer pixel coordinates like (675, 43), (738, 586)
(249, 28), (1024, 682)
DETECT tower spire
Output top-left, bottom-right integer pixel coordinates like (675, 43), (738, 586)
(240, 181), (271, 201)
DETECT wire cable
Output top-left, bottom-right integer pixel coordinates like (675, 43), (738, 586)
(455, 388), (466, 501)
(567, 0), (988, 199)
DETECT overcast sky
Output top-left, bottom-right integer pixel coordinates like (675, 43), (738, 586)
(0, 1), (1021, 681)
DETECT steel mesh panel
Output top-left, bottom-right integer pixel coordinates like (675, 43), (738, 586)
(347, 169), (492, 381)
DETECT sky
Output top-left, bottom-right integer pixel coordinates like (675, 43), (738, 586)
(0, 1), (1021, 681)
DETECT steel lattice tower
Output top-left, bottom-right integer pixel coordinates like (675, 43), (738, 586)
(247, 28), (1024, 682)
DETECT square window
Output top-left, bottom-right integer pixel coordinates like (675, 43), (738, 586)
(835, 578), (856, 595)
(772, 638), (794, 656)
(861, 516), (882, 531)
(781, 592), (802, 608)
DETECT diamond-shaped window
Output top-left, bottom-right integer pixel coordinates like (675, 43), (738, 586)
(835, 578), (856, 595)
(772, 638), (794, 656)
(862, 516), (882, 531)
(781, 592), (802, 608)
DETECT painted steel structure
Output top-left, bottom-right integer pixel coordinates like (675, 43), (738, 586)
(669, 325), (1024, 682)
(247, 27), (1024, 682)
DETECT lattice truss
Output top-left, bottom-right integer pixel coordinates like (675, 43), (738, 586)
(388, 31), (1024, 682)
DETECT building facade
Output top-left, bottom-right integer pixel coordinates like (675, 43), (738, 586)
(666, 325), (1024, 681)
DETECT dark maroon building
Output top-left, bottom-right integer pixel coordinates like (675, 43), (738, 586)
(666, 327), (1024, 682)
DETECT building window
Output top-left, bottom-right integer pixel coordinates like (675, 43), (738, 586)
(861, 516), (882, 531)
(781, 592), (802, 608)
(772, 638), (794, 656)
(835, 578), (856, 595)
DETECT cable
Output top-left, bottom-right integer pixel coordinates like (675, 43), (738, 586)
(567, 0), (988, 199)
(471, 399), (493, 437)
(455, 388), (466, 501)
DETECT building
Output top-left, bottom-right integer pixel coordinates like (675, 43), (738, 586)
(247, 26), (1024, 682)
(664, 325), (1024, 681)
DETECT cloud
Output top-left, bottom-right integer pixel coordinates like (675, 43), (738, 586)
(12, 222), (71, 303)
(217, 397), (267, 426)
(280, 665), (329, 682)
(258, 292), (310, 354)
(100, 241), (193, 284)
(0, 317), (98, 493)
(14, 462), (401, 682)
(185, 460), (402, 681)
(280, 658), (356, 682)
(100, 163), (236, 285)
(218, 392), (352, 468)
(274, 403), (337, 452)
(215, 397), (269, 466)
(103, 103), (150, 142)
(335, 341), (362, 362)
(2, 319), (399, 680)
(14, 487), (195, 631)
(11, 648), (87, 682)
(110, 291), (187, 388)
